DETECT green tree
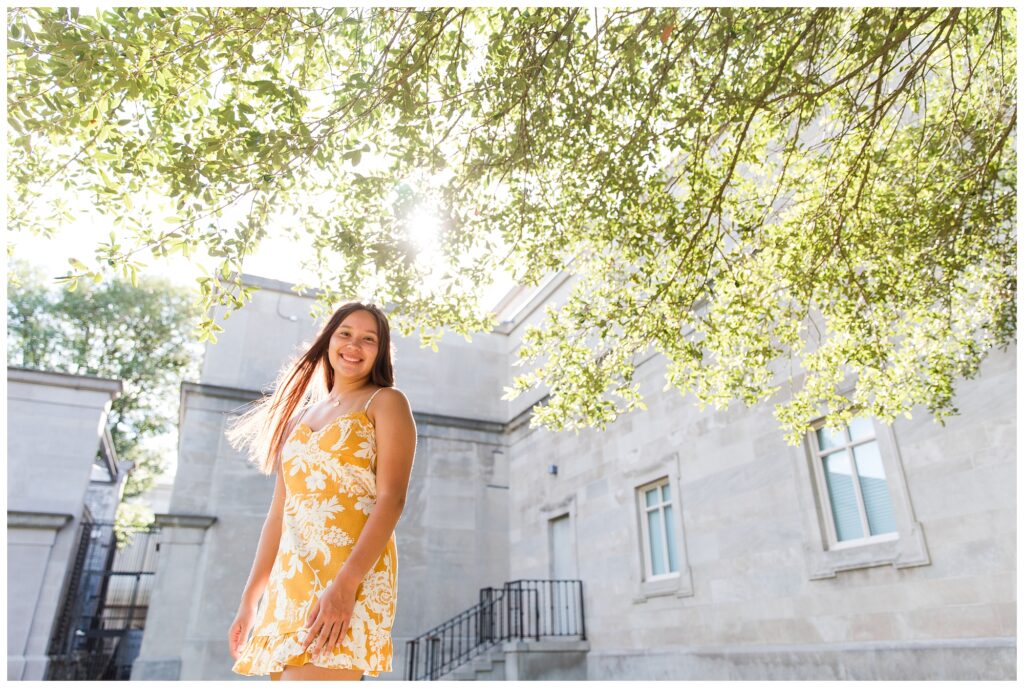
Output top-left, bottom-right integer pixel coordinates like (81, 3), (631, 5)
(7, 8), (1016, 443)
(7, 259), (203, 496)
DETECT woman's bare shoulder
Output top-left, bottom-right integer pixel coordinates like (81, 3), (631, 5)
(368, 387), (412, 420)
(378, 386), (411, 407)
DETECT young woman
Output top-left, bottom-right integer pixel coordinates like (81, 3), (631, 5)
(226, 302), (416, 680)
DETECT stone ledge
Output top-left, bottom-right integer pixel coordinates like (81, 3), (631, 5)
(130, 657), (182, 680)
(240, 272), (321, 297)
(413, 410), (505, 434)
(154, 513), (218, 529)
(591, 637), (1015, 656)
(6, 510), (74, 529)
(586, 637), (1016, 680)
(7, 366), (122, 396)
(179, 380), (509, 435)
(502, 639), (590, 652)
(181, 381), (262, 404)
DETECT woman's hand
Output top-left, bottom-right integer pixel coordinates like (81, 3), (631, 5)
(228, 601), (258, 661)
(301, 579), (358, 659)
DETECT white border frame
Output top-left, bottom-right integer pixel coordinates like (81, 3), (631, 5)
(793, 416), (930, 579)
(624, 451), (694, 603)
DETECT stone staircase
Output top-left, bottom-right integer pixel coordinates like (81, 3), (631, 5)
(444, 644), (506, 681)
(441, 639), (591, 681)
(406, 579), (588, 681)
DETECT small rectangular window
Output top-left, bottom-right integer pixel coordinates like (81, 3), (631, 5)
(629, 453), (695, 601)
(795, 414), (929, 579)
(638, 478), (679, 578)
(811, 417), (897, 544)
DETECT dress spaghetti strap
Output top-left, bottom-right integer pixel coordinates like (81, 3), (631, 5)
(363, 387), (385, 412)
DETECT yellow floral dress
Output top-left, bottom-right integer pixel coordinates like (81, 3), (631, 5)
(232, 393), (398, 678)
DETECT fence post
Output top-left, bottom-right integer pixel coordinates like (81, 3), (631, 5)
(518, 583), (524, 640)
(479, 587), (492, 644)
(428, 636), (440, 680)
(404, 640), (412, 681)
(578, 580), (587, 641)
(534, 586), (540, 641)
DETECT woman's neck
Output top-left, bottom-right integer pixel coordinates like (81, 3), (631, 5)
(329, 377), (373, 399)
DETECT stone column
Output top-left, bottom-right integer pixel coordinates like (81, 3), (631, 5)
(130, 514), (217, 680)
(7, 367), (122, 680)
(6, 511), (74, 680)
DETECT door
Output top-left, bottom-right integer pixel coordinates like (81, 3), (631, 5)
(548, 514), (577, 635)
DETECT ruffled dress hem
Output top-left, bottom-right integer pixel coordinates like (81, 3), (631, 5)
(231, 630), (393, 677)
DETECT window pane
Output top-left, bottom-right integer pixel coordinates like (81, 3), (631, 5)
(853, 442), (897, 535)
(816, 425), (845, 451)
(661, 483), (670, 503)
(647, 509), (666, 575)
(848, 416), (874, 442)
(823, 451), (864, 541)
(645, 487), (658, 508)
(663, 504), (679, 572)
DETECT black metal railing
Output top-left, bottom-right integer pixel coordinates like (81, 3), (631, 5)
(405, 578), (585, 681)
(46, 521), (160, 680)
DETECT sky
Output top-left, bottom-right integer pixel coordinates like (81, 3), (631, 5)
(8, 215), (519, 313)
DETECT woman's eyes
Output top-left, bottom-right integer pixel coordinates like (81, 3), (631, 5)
(336, 332), (376, 343)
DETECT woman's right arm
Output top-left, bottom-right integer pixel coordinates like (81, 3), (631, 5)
(238, 457), (287, 609)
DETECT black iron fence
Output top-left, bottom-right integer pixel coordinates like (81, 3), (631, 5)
(405, 578), (585, 681)
(46, 521), (160, 680)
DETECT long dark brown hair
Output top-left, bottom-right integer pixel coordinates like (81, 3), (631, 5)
(226, 301), (395, 475)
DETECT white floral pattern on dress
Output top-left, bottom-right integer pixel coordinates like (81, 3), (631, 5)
(304, 470), (326, 491)
(232, 409), (397, 678)
(354, 494), (375, 515)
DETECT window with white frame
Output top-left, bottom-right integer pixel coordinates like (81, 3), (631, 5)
(793, 411), (929, 579)
(810, 416), (898, 546)
(637, 478), (679, 579)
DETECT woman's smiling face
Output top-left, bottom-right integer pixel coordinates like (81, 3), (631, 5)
(328, 309), (380, 381)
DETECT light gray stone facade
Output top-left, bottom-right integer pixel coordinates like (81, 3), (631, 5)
(7, 367), (123, 680)
(507, 343), (1015, 680)
(136, 272), (1015, 680)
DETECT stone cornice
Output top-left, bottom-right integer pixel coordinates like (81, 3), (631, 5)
(412, 410), (505, 434)
(178, 380), (521, 434)
(154, 513), (218, 529)
(7, 366), (122, 398)
(7, 510), (74, 529)
(239, 272), (321, 297)
(181, 380), (263, 404)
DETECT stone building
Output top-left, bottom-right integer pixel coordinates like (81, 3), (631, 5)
(7, 367), (128, 680)
(132, 272), (1015, 680)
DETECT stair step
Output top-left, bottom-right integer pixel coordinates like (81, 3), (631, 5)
(471, 655), (499, 671)
(437, 647), (507, 681)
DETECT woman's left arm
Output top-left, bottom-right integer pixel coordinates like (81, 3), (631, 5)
(334, 387), (416, 590)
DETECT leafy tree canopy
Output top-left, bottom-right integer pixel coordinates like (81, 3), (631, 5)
(7, 260), (202, 496)
(7, 8), (1016, 443)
